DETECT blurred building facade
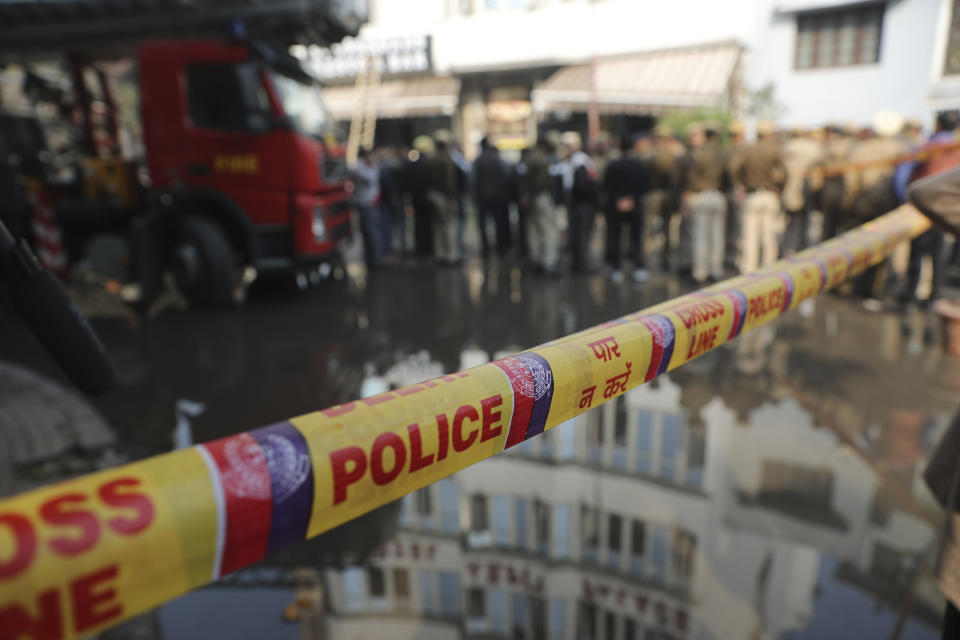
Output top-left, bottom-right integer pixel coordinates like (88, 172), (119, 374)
(320, 367), (944, 639)
(303, 0), (960, 154)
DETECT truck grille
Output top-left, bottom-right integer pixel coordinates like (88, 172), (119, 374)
(326, 199), (353, 243)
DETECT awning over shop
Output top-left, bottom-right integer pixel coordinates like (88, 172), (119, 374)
(532, 41), (744, 116)
(324, 75), (461, 121)
(773, 0), (886, 13)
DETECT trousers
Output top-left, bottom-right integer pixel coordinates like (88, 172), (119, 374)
(689, 190), (726, 282)
(741, 190), (780, 274)
(528, 192), (560, 270)
(427, 191), (459, 263)
(604, 203), (644, 271)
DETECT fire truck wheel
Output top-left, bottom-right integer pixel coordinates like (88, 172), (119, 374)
(172, 216), (238, 306)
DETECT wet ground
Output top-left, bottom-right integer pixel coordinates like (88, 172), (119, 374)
(1, 254), (958, 640)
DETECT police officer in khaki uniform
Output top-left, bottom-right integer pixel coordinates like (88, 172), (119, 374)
(781, 127), (823, 254)
(684, 123), (728, 282)
(733, 121), (786, 273)
(810, 124), (855, 241)
(520, 138), (561, 275)
(425, 130), (460, 265)
(648, 125), (683, 270)
(725, 121), (747, 269)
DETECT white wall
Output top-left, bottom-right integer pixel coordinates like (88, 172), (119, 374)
(747, 0), (943, 127)
(364, 0), (761, 72)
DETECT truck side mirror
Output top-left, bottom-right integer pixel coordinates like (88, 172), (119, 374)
(245, 112), (272, 134)
(246, 112), (291, 134)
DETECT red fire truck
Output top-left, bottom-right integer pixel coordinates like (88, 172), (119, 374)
(0, 1), (366, 305)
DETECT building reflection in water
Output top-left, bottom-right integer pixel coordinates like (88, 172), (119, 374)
(318, 328), (948, 640)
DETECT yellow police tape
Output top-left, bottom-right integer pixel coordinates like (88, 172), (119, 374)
(0, 206), (931, 638)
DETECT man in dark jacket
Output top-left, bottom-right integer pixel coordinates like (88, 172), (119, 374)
(378, 146), (406, 256)
(426, 130), (460, 265)
(602, 134), (651, 282)
(403, 135), (435, 258)
(562, 131), (599, 273)
(472, 137), (511, 258)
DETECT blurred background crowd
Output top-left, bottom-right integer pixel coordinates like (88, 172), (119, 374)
(350, 108), (960, 316)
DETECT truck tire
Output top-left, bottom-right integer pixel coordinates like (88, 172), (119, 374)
(172, 215), (238, 307)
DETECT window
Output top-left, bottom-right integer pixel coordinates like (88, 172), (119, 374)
(416, 487), (433, 516)
(624, 618), (638, 640)
(660, 414), (684, 479)
(631, 519), (646, 555)
(550, 599), (566, 640)
(552, 505), (570, 558)
(342, 567), (365, 603)
(581, 505), (600, 554)
(269, 71), (334, 138)
(650, 526), (669, 582)
(557, 419), (577, 460)
(614, 396), (629, 446)
(492, 495), (511, 546)
(760, 460), (834, 507)
(795, 4), (884, 69)
(420, 570), (436, 615)
(394, 568), (410, 599)
(471, 494), (489, 531)
(535, 500), (551, 555)
(608, 514), (623, 552)
(490, 588), (509, 634)
(515, 497), (530, 549)
(945, 0), (960, 75)
(439, 572), (461, 616)
(185, 64), (262, 131)
(613, 396), (629, 467)
(530, 597), (547, 640)
(578, 601), (598, 640)
(587, 410), (604, 463)
(635, 411), (653, 472)
(685, 425), (706, 488)
(468, 587), (486, 617)
(512, 592), (528, 632)
(541, 429), (554, 458)
(368, 566), (386, 597)
(604, 610), (616, 640)
(438, 479), (460, 533)
(672, 530), (697, 582)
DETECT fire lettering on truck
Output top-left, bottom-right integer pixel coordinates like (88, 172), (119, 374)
(329, 394), (504, 505)
(213, 154), (258, 174)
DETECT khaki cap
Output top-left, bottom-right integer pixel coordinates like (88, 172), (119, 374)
(873, 109), (904, 138)
(756, 120), (776, 136)
(560, 131), (582, 147)
(653, 124), (674, 137)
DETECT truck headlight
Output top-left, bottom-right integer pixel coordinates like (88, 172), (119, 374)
(312, 206), (327, 241)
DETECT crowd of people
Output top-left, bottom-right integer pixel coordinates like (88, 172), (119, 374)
(350, 109), (960, 311)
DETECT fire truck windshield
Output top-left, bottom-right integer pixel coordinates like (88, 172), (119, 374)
(270, 72), (337, 140)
